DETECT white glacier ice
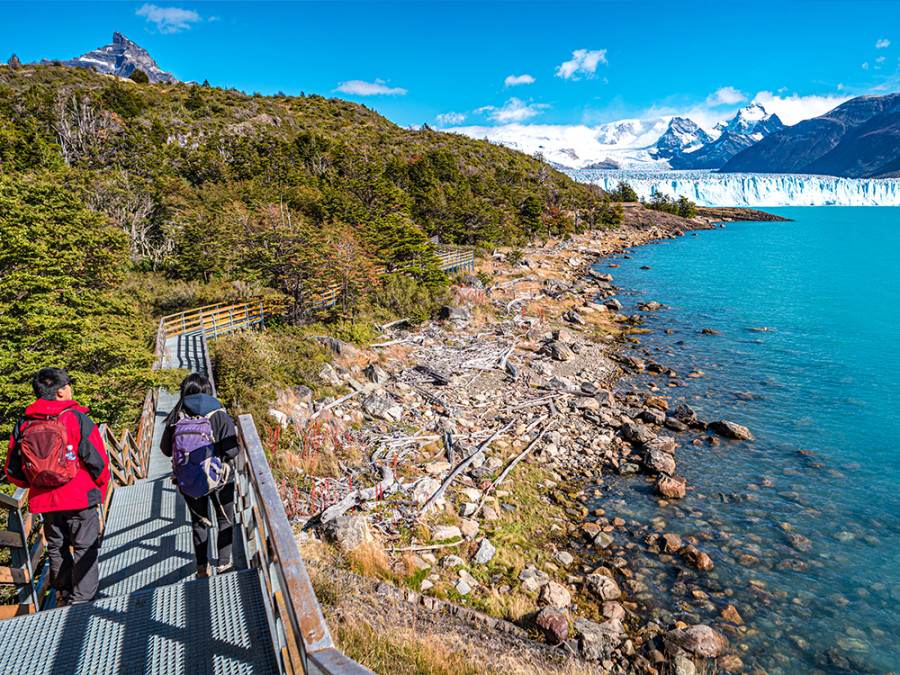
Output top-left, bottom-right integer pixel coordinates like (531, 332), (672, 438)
(566, 170), (900, 206)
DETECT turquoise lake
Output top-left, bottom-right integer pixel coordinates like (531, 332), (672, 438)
(589, 207), (900, 673)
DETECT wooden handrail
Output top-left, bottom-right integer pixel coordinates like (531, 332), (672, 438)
(235, 415), (374, 675)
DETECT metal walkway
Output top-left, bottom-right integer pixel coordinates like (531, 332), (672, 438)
(0, 330), (281, 674)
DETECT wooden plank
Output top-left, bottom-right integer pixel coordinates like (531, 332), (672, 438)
(274, 590), (304, 675)
(30, 536), (44, 569)
(0, 566), (30, 585)
(0, 531), (24, 549)
(0, 603), (34, 619)
(22, 514), (32, 537)
(0, 491), (26, 510)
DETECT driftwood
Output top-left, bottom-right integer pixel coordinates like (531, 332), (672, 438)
(320, 464), (395, 523)
(310, 389), (362, 421)
(418, 420), (514, 515)
(414, 364), (451, 385)
(472, 416), (555, 517)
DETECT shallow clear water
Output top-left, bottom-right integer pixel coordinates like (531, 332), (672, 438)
(587, 207), (900, 674)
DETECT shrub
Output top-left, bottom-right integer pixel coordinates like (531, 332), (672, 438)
(128, 69), (150, 84)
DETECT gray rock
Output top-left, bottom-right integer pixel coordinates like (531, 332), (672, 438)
(604, 298), (624, 311)
(554, 551), (575, 566)
(440, 306), (469, 321)
(673, 404), (698, 424)
(519, 567), (551, 592)
(644, 436), (677, 455)
(548, 375), (577, 391)
(710, 420), (754, 440)
(474, 539), (496, 564)
(665, 416), (689, 432)
(639, 408), (667, 426)
(364, 363), (390, 384)
(361, 394), (403, 422)
(462, 274), (483, 289)
(593, 532), (614, 549)
(322, 515), (373, 552)
(618, 462), (641, 476)
(621, 422), (656, 445)
(643, 448), (677, 476)
(318, 362), (342, 387)
(456, 577), (473, 595)
(585, 573), (621, 601)
(440, 555), (465, 568)
(536, 606), (569, 644)
(673, 654), (697, 675)
(575, 618), (625, 660)
(546, 341), (575, 362)
(564, 310), (587, 326)
(411, 477), (441, 505)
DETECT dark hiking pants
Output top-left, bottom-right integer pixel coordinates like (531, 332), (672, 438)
(183, 481), (234, 567)
(43, 506), (100, 603)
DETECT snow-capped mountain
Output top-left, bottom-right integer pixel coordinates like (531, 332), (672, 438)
(651, 117), (712, 159)
(38, 32), (178, 84)
(447, 104), (785, 171)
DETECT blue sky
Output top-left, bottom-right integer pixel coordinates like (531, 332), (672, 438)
(2, 1), (898, 129)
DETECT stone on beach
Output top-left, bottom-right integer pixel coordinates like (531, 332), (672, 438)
(575, 618), (625, 660)
(540, 581), (572, 609)
(546, 341), (575, 362)
(672, 404), (698, 424)
(644, 448), (677, 476)
(536, 606), (569, 644)
(622, 422), (656, 444)
(585, 573), (621, 601)
(644, 436), (677, 455)
(519, 567), (551, 592)
(681, 545), (714, 571)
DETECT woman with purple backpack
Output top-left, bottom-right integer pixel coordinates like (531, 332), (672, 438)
(160, 373), (239, 579)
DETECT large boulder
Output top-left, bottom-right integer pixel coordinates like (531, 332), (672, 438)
(672, 404), (698, 424)
(364, 363), (390, 384)
(546, 341), (575, 362)
(710, 420), (754, 440)
(575, 618), (625, 660)
(585, 573), (621, 601)
(664, 625), (728, 658)
(440, 306), (469, 322)
(322, 515), (374, 552)
(536, 606), (569, 644)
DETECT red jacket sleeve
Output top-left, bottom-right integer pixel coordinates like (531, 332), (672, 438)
(5, 430), (28, 489)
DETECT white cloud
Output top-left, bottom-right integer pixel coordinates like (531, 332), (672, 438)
(876, 38), (890, 49)
(477, 97), (549, 123)
(334, 79), (407, 96)
(136, 4), (202, 33)
(436, 112), (466, 126)
(751, 91), (852, 125)
(877, 56), (886, 63)
(706, 86), (748, 107)
(872, 84), (889, 91)
(504, 74), (535, 87)
(863, 62), (870, 70)
(555, 49), (607, 80)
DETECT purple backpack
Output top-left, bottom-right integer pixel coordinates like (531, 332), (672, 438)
(171, 409), (231, 498)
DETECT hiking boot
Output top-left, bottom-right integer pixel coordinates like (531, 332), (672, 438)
(215, 563), (234, 575)
(196, 564), (210, 579)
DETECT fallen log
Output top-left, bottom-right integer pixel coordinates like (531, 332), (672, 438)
(320, 464), (395, 523)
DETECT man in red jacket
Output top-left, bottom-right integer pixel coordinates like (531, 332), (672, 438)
(5, 367), (110, 605)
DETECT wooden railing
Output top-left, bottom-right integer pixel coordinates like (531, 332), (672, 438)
(235, 414), (373, 675)
(0, 490), (43, 619)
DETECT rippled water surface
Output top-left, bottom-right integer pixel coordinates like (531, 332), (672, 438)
(588, 207), (900, 674)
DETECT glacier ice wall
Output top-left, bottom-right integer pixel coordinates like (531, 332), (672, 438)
(565, 170), (900, 207)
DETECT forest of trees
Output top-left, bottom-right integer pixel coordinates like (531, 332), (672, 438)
(0, 64), (624, 435)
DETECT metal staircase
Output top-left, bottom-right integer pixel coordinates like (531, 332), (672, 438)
(0, 321), (373, 675)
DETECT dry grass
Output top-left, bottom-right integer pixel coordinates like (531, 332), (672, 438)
(347, 543), (395, 581)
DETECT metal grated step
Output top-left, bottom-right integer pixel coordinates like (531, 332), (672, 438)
(0, 569), (279, 674)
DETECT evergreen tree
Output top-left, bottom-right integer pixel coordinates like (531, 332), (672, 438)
(129, 69), (150, 84)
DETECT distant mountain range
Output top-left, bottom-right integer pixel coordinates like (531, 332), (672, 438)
(721, 94), (900, 178)
(448, 104), (785, 171)
(38, 31), (178, 84)
(25, 32), (900, 178)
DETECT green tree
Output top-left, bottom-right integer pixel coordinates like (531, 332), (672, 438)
(610, 181), (639, 202)
(0, 175), (154, 438)
(677, 196), (697, 218)
(101, 82), (144, 119)
(128, 69), (150, 84)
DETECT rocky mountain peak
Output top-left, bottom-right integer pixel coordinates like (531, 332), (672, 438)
(652, 117), (712, 159)
(38, 31), (179, 84)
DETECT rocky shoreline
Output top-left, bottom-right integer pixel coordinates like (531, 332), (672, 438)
(279, 209), (767, 675)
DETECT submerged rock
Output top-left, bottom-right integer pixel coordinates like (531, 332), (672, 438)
(654, 474), (687, 499)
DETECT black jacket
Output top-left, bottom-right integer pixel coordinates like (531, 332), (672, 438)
(160, 394), (239, 461)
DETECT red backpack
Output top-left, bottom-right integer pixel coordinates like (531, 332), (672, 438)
(17, 412), (80, 488)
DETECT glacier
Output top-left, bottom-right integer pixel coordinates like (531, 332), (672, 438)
(565, 170), (900, 207)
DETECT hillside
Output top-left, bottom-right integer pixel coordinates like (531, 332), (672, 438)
(720, 94), (900, 178)
(0, 63), (619, 436)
